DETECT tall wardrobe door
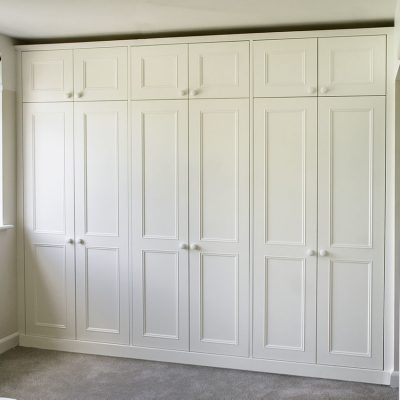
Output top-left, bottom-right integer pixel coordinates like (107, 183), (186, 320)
(317, 96), (385, 369)
(74, 101), (129, 344)
(253, 98), (317, 363)
(131, 100), (189, 350)
(24, 102), (76, 339)
(189, 99), (250, 356)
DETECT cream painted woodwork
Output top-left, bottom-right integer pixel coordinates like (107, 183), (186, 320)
(23, 102), (75, 339)
(131, 44), (188, 100)
(317, 96), (385, 369)
(74, 101), (129, 344)
(74, 47), (128, 101)
(253, 39), (318, 97)
(318, 36), (386, 96)
(189, 99), (250, 357)
(18, 30), (390, 384)
(22, 50), (73, 102)
(188, 41), (249, 98)
(22, 47), (127, 102)
(253, 97), (317, 363)
(131, 100), (189, 350)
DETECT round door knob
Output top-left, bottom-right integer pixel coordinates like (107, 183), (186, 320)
(190, 243), (200, 251)
(189, 89), (198, 96)
(76, 91), (84, 98)
(180, 89), (187, 96)
(179, 243), (189, 250)
(319, 249), (328, 257)
(78, 238), (85, 245)
(306, 249), (316, 257)
(307, 86), (316, 94)
(67, 238), (74, 244)
(319, 86), (329, 94)
(66, 92), (73, 98)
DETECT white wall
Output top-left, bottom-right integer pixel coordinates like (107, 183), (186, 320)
(0, 34), (17, 341)
(393, 2), (400, 387)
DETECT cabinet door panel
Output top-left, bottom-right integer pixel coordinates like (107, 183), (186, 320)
(132, 100), (189, 351)
(254, 38), (317, 97)
(318, 36), (386, 96)
(189, 42), (249, 98)
(189, 99), (249, 356)
(74, 101), (129, 344)
(131, 44), (188, 99)
(24, 102), (75, 338)
(317, 96), (385, 369)
(253, 98), (317, 363)
(74, 47), (128, 101)
(85, 247), (120, 332)
(22, 50), (73, 102)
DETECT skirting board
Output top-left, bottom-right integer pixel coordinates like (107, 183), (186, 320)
(20, 334), (395, 386)
(390, 371), (399, 387)
(0, 333), (19, 355)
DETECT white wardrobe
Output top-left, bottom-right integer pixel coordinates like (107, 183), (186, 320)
(18, 28), (393, 384)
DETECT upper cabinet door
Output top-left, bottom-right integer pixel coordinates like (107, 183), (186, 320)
(189, 41), (249, 98)
(318, 36), (386, 96)
(131, 44), (188, 100)
(253, 38), (317, 97)
(74, 47), (128, 101)
(22, 50), (73, 102)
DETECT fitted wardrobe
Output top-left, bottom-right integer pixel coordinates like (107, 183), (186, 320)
(16, 27), (395, 385)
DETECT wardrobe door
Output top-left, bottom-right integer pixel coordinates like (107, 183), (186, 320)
(131, 44), (188, 100)
(24, 102), (75, 339)
(132, 100), (189, 350)
(189, 41), (249, 99)
(189, 99), (250, 356)
(253, 38), (317, 97)
(22, 50), (73, 102)
(318, 36), (386, 96)
(317, 96), (385, 369)
(74, 101), (129, 344)
(74, 47), (128, 101)
(253, 98), (317, 363)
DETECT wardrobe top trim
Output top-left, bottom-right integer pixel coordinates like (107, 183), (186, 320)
(15, 27), (393, 51)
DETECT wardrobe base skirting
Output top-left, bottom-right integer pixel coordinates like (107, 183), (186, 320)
(0, 332), (19, 355)
(19, 334), (396, 386)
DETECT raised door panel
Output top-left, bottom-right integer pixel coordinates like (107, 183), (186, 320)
(318, 36), (386, 96)
(253, 98), (317, 363)
(132, 100), (189, 350)
(74, 47), (128, 101)
(189, 99), (249, 356)
(317, 96), (385, 369)
(74, 101), (129, 344)
(189, 42), (249, 98)
(22, 50), (73, 102)
(254, 39), (317, 97)
(23, 102), (75, 338)
(131, 44), (188, 99)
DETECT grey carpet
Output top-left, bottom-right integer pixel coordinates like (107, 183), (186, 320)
(0, 347), (397, 400)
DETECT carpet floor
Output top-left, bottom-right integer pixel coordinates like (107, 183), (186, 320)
(0, 347), (398, 400)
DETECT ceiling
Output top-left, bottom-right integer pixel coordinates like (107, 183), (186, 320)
(0, 0), (396, 41)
